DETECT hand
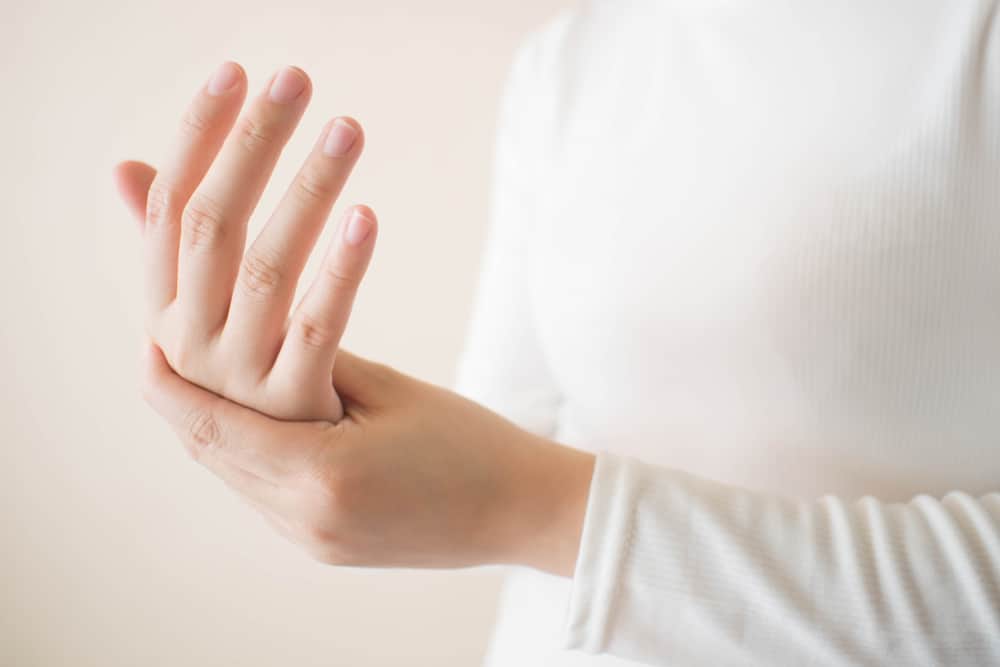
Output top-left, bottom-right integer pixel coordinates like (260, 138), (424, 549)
(119, 61), (596, 575)
(140, 339), (596, 575)
(114, 62), (373, 422)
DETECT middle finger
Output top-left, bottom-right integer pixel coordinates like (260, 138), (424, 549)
(175, 65), (312, 334)
(221, 116), (364, 370)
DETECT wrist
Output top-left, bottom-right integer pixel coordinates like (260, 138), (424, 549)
(494, 431), (596, 577)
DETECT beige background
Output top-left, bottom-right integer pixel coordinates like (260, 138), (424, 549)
(2, 1), (572, 664)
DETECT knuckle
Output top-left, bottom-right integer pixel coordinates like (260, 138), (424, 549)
(291, 168), (335, 204)
(294, 454), (365, 565)
(306, 541), (349, 566)
(296, 506), (354, 566)
(314, 459), (360, 517)
(315, 544), (361, 567)
(166, 336), (197, 379)
(145, 182), (177, 229)
(178, 106), (211, 138)
(295, 313), (333, 350)
(238, 248), (284, 299)
(182, 407), (221, 459)
(300, 512), (339, 550)
(237, 115), (278, 153)
(323, 261), (360, 291)
(181, 194), (227, 250)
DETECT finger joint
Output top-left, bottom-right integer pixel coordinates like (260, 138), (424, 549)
(237, 116), (278, 154)
(178, 107), (212, 138)
(292, 167), (335, 204)
(182, 193), (228, 250)
(296, 313), (333, 350)
(238, 247), (284, 299)
(323, 263), (360, 292)
(145, 181), (178, 230)
(183, 407), (221, 460)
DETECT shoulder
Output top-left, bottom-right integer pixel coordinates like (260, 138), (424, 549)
(509, 1), (624, 85)
(499, 2), (619, 135)
(504, 2), (656, 122)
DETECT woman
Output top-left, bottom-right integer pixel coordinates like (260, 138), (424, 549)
(112, 1), (1000, 664)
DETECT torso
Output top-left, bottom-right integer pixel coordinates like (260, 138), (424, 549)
(528, 0), (1000, 501)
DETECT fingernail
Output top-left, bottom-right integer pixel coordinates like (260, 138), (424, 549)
(269, 66), (307, 104)
(323, 119), (358, 157)
(343, 209), (373, 246)
(207, 61), (241, 96)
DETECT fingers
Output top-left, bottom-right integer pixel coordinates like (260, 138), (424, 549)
(176, 66), (312, 334)
(140, 340), (321, 483)
(222, 116), (365, 365)
(144, 62), (247, 313)
(270, 205), (377, 386)
(112, 160), (157, 227)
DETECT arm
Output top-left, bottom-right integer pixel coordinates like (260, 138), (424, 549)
(116, 57), (595, 575)
(120, 48), (998, 667)
(136, 329), (999, 665)
(562, 452), (1000, 666)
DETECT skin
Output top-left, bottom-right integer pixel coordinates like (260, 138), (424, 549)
(114, 62), (596, 576)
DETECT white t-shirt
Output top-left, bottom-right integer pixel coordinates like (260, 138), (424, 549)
(454, 2), (1000, 665)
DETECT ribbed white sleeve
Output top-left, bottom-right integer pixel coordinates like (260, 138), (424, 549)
(563, 452), (1000, 666)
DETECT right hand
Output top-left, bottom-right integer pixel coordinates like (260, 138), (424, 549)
(113, 62), (376, 422)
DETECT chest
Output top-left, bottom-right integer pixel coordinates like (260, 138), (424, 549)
(527, 13), (1000, 444)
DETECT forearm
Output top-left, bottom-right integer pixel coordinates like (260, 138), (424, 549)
(562, 452), (1000, 665)
(487, 426), (596, 577)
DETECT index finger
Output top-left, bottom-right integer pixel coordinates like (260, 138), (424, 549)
(143, 62), (247, 314)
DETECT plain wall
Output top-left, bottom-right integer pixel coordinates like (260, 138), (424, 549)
(1, 1), (572, 664)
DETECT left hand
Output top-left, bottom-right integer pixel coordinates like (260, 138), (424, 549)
(114, 62), (373, 423)
(140, 338), (595, 575)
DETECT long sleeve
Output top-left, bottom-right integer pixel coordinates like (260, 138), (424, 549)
(452, 28), (562, 438)
(563, 452), (1000, 666)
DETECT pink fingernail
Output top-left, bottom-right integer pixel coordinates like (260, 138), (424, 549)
(207, 61), (240, 96)
(269, 66), (307, 104)
(343, 210), (373, 246)
(323, 119), (358, 157)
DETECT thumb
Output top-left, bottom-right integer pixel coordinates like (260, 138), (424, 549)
(112, 160), (157, 228)
(331, 348), (401, 410)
